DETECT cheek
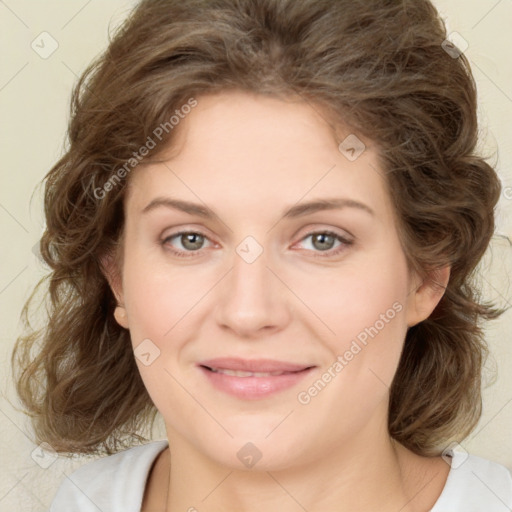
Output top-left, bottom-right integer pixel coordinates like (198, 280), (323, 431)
(299, 249), (411, 388)
(122, 256), (211, 344)
(121, 260), (206, 418)
(335, 277), (408, 357)
(293, 258), (409, 346)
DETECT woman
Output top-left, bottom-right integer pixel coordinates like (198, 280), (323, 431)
(13, 0), (512, 510)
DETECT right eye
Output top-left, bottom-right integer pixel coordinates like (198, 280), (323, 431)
(162, 231), (214, 258)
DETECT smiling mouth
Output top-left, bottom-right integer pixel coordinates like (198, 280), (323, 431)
(201, 366), (307, 377)
(198, 360), (315, 399)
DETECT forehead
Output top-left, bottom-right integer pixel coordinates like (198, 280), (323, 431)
(125, 91), (392, 220)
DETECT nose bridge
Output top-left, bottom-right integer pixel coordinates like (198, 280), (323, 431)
(215, 237), (289, 335)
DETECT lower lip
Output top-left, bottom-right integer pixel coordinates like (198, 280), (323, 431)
(199, 366), (314, 400)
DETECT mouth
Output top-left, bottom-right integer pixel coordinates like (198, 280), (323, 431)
(203, 367), (301, 377)
(197, 358), (316, 400)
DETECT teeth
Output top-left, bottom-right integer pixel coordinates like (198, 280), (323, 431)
(209, 368), (286, 377)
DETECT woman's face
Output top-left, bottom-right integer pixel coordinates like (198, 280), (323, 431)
(114, 90), (442, 470)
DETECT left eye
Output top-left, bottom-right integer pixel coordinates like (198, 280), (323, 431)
(162, 230), (352, 258)
(295, 231), (352, 256)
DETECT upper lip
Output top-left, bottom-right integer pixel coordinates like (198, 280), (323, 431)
(198, 357), (314, 373)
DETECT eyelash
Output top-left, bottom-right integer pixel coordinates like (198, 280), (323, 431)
(161, 230), (353, 259)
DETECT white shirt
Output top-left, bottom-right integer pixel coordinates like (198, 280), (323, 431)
(49, 440), (512, 511)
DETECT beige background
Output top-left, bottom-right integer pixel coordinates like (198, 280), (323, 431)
(1, 0), (511, 509)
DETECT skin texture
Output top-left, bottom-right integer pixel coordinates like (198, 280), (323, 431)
(107, 90), (451, 511)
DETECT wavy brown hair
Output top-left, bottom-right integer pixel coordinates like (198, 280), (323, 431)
(12, 0), (506, 456)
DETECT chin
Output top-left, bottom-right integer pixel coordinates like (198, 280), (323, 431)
(201, 430), (307, 472)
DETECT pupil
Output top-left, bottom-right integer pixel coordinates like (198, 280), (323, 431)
(314, 233), (334, 251)
(183, 233), (203, 250)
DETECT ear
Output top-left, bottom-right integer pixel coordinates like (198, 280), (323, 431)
(406, 265), (451, 328)
(100, 249), (129, 329)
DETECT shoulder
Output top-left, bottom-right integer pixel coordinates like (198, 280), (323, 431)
(432, 450), (512, 512)
(49, 440), (168, 512)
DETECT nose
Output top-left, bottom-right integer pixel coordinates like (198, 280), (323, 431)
(214, 245), (291, 338)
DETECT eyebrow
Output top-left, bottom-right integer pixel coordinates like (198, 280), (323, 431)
(141, 196), (375, 219)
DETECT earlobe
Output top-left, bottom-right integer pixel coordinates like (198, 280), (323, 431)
(406, 266), (451, 328)
(114, 305), (129, 329)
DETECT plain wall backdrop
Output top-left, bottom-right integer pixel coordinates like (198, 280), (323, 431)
(1, 0), (511, 510)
